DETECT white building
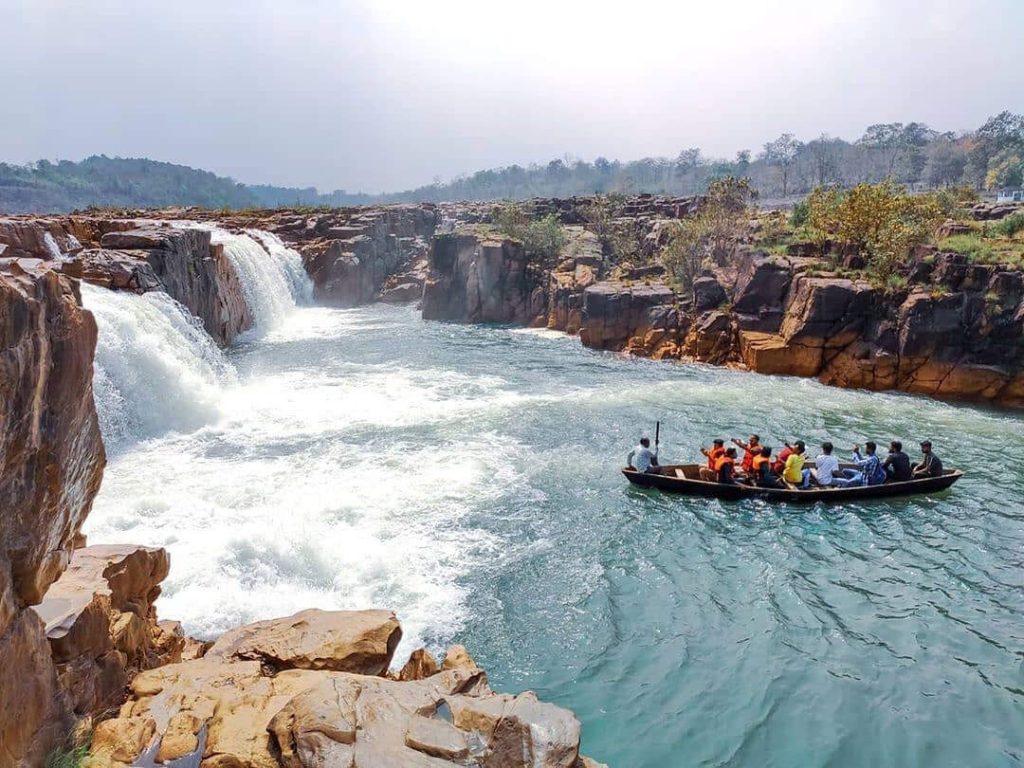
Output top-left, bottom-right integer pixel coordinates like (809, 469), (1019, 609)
(997, 188), (1023, 203)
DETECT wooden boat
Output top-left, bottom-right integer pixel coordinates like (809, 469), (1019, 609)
(623, 463), (963, 503)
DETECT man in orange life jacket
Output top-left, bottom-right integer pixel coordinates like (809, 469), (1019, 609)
(699, 439), (726, 481)
(732, 434), (761, 475)
(714, 447), (738, 484)
(751, 445), (781, 487)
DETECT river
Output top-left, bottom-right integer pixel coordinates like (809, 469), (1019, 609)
(82, 235), (1024, 767)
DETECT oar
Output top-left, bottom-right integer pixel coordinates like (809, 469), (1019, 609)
(655, 420), (660, 460)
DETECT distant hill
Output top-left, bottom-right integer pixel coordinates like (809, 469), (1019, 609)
(2, 111), (1020, 213)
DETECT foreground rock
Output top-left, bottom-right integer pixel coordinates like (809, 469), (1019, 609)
(0, 260), (105, 765)
(91, 609), (603, 768)
(32, 545), (184, 722)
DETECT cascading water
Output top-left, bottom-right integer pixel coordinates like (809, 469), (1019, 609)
(82, 283), (233, 449)
(206, 226), (312, 335)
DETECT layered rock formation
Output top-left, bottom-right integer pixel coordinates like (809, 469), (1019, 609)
(91, 609), (603, 768)
(571, 249), (1024, 406)
(418, 196), (1024, 407)
(422, 233), (545, 324)
(0, 260), (105, 766)
(32, 545), (184, 723)
(0, 218), (253, 344)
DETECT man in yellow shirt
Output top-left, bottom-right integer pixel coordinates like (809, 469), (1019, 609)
(783, 440), (811, 488)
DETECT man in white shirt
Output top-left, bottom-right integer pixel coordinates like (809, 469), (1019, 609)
(627, 437), (659, 473)
(812, 441), (840, 487)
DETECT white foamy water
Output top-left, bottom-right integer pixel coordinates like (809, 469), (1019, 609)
(213, 227), (311, 334)
(170, 222), (312, 335)
(82, 283), (234, 448)
(84, 296), (530, 657)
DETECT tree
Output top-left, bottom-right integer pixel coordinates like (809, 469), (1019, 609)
(760, 133), (803, 196)
(807, 134), (842, 186)
(661, 177), (755, 292)
(967, 111), (1024, 188)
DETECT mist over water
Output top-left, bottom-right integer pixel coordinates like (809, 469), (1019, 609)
(84, 270), (1024, 765)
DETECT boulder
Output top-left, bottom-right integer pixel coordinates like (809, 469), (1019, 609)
(691, 276), (726, 311)
(205, 608), (402, 675)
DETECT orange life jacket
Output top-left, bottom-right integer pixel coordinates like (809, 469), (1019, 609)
(714, 455), (735, 471)
(741, 446), (758, 473)
(708, 446), (725, 468)
(752, 455), (770, 473)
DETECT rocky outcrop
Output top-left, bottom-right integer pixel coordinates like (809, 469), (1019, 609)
(1, 217), (254, 344)
(82, 226), (253, 344)
(32, 545), (183, 721)
(267, 205), (438, 306)
(0, 261), (105, 766)
(578, 282), (677, 351)
(422, 233), (545, 324)
(90, 609), (603, 768)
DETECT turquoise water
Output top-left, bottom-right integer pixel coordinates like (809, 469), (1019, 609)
(88, 302), (1024, 767)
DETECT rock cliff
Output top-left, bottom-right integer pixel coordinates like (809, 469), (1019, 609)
(0, 260), (105, 766)
(422, 233), (545, 324)
(0, 218), (253, 344)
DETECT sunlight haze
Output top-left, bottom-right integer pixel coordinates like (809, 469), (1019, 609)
(2, 0), (1021, 191)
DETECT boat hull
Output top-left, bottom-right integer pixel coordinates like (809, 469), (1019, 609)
(623, 464), (963, 503)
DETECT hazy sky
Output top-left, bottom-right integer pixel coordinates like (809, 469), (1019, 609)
(2, 0), (1022, 192)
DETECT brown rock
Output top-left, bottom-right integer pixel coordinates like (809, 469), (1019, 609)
(405, 715), (469, 760)
(398, 648), (440, 681)
(206, 608), (401, 675)
(91, 715), (156, 763)
(0, 610), (73, 768)
(31, 545), (178, 718)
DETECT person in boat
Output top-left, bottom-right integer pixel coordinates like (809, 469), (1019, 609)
(782, 440), (811, 489)
(751, 445), (782, 487)
(835, 441), (887, 487)
(699, 439), (726, 481)
(732, 435), (761, 476)
(811, 441), (840, 487)
(715, 447), (738, 484)
(772, 441), (794, 475)
(883, 440), (912, 482)
(627, 437), (659, 473)
(912, 440), (944, 478)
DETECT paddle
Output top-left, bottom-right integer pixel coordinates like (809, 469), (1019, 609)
(655, 420), (660, 461)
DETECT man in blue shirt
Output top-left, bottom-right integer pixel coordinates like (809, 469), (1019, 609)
(628, 437), (659, 473)
(834, 441), (887, 487)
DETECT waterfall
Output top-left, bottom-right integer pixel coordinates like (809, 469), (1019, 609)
(82, 283), (234, 449)
(206, 227), (313, 335)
